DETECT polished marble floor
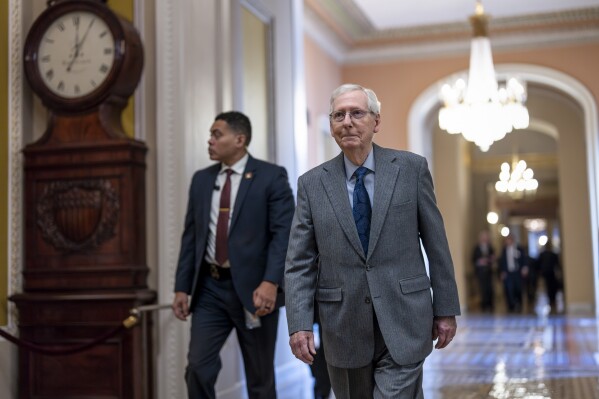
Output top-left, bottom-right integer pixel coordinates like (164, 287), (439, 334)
(422, 312), (599, 398)
(310, 289), (599, 399)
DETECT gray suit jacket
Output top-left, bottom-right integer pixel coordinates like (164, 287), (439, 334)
(285, 144), (460, 368)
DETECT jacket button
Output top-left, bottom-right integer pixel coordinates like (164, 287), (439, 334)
(365, 297), (371, 304)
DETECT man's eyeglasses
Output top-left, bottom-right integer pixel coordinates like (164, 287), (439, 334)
(329, 109), (371, 123)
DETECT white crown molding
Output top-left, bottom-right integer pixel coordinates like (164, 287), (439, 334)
(358, 7), (599, 41)
(310, 1), (599, 42)
(305, 4), (599, 64)
(344, 27), (599, 64)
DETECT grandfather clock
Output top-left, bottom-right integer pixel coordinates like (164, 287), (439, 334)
(10, 1), (155, 398)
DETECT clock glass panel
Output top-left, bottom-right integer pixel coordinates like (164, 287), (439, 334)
(37, 11), (116, 98)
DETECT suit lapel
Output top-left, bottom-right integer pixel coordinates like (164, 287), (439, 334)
(229, 155), (256, 234)
(321, 153), (366, 259)
(369, 145), (400, 259)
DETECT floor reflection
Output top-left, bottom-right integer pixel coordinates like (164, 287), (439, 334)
(423, 314), (599, 398)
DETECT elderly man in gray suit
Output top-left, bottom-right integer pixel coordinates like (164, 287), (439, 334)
(285, 84), (460, 398)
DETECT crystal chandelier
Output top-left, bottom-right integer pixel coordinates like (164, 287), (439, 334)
(438, 1), (529, 152)
(495, 157), (538, 199)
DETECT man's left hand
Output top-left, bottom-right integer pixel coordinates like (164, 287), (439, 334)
(253, 281), (277, 316)
(432, 315), (457, 349)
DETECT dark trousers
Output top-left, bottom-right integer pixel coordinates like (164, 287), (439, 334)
(186, 275), (279, 399)
(310, 307), (331, 399)
(503, 271), (523, 312)
(476, 267), (494, 312)
(543, 272), (560, 309)
(327, 314), (424, 399)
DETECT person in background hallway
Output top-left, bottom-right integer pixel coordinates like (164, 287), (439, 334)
(535, 242), (562, 313)
(472, 230), (496, 313)
(310, 304), (332, 399)
(285, 83), (460, 399)
(521, 245), (537, 312)
(499, 234), (528, 313)
(172, 111), (295, 399)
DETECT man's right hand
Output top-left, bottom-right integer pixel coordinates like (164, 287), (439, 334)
(172, 291), (190, 321)
(289, 330), (316, 365)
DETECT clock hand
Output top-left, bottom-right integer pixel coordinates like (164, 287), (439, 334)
(66, 17), (81, 72)
(67, 18), (95, 72)
(76, 17), (96, 52)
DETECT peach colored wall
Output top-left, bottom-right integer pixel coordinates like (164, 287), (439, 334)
(343, 42), (599, 151)
(433, 132), (471, 311)
(550, 97), (592, 310)
(342, 42), (599, 311)
(304, 35), (343, 168)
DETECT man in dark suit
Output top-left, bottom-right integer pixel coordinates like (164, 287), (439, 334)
(472, 230), (496, 313)
(499, 234), (527, 313)
(172, 111), (295, 399)
(535, 242), (562, 313)
(285, 84), (460, 398)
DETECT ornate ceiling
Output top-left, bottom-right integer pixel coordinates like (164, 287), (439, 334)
(305, 0), (599, 63)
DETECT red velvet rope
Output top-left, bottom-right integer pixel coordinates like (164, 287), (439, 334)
(0, 324), (127, 356)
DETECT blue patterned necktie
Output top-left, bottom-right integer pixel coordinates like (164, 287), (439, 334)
(353, 166), (371, 255)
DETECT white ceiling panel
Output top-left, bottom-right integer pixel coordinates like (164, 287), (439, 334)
(352, 0), (599, 29)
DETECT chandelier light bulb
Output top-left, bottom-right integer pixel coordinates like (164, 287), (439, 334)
(487, 211), (499, 224)
(523, 168), (534, 180)
(525, 179), (539, 190)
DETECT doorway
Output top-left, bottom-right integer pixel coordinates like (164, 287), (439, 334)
(409, 64), (599, 316)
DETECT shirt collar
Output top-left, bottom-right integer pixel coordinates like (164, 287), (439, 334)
(220, 153), (249, 176)
(344, 149), (375, 181)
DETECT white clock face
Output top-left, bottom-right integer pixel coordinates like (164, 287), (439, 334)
(37, 11), (116, 99)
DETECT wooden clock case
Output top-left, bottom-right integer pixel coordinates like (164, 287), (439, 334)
(11, 1), (156, 398)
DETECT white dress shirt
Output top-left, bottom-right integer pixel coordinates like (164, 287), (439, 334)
(205, 154), (249, 267)
(506, 244), (517, 272)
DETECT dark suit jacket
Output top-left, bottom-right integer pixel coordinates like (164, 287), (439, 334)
(472, 244), (495, 270)
(499, 245), (527, 274)
(174, 155), (295, 312)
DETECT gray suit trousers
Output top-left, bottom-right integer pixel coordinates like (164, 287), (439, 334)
(327, 315), (424, 399)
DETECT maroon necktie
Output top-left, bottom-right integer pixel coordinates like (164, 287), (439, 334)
(215, 169), (234, 266)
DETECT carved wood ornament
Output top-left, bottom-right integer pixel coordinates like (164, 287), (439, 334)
(36, 179), (119, 252)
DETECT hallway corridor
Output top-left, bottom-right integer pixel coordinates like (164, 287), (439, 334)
(422, 313), (599, 398)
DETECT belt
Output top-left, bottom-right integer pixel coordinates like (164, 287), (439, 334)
(202, 262), (232, 280)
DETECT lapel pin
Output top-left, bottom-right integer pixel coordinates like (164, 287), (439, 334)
(245, 172), (253, 179)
